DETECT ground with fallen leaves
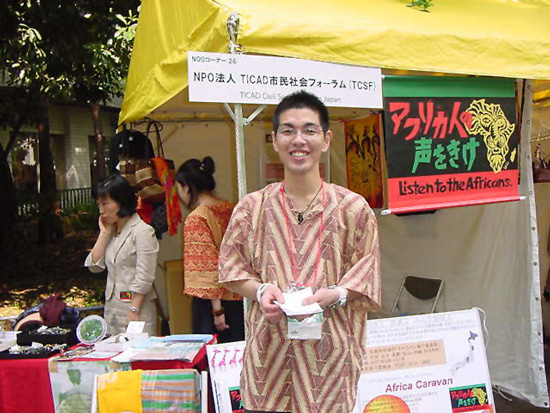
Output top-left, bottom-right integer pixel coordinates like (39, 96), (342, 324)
(0, 227), (104, 329)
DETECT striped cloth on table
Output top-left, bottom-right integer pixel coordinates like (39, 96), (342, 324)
(141, 369), (201, 412)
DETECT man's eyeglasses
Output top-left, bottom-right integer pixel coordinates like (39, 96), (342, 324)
(276, 125), (323, 139)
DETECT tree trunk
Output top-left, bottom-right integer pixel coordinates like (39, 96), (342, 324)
(91, 102), (106, 183)
(37, 95), (60, 245)
(0, 143), (17, 287)
(0, 100), (30, 285)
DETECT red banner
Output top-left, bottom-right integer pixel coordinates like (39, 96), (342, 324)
(387, 170), (519, 213)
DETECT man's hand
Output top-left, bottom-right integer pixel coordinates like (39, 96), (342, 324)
(260, 285), (285, 324)
(302, 288), (340, 309)
(288, 288), (341, 321)
(214, 314), (230, 331)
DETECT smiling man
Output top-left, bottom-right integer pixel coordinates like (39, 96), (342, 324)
(219, 91), (381, 413)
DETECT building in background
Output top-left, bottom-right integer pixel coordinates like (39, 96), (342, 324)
(0, 100), (119, 192)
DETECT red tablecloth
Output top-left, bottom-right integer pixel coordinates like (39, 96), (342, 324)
(0, 342), (211, 413)
(0, 357), (56, 413)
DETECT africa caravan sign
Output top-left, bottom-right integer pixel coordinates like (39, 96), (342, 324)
(187, 51), (383, 108)
(356, 309), (495, 413)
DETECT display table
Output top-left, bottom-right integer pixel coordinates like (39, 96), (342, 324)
(0, 342), (211, 413)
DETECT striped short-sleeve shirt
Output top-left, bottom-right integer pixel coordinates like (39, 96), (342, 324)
(219, 182), (381, 413)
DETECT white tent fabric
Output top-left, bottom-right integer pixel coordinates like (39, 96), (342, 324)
(340, 103), (549, 408)
(375, 198), (547, 406)
(323, 89), (547, 406)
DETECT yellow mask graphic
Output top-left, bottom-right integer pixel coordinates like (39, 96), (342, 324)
(465, 99), (515, 173)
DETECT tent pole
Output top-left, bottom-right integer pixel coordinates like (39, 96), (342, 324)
(521, 80), (550, 406)
(226, 11), (252, 336)
(234, 103), (247, 199)
(226, 11), (268, 337)
(226, 12), (247, 200)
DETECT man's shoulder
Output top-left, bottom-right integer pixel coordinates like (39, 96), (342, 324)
(238, 183), (279, 208)
(329, 183), (370, 205)
(230, 183), (279, 221)
(327, 184), (376, 221)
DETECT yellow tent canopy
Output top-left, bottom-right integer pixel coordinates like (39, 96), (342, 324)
(535, 80), (550, 107)
(120, 0), (550, 124)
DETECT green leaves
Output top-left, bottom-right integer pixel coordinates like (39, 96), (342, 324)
(408, 0), (434, 12)
(0, 1), (140, 105)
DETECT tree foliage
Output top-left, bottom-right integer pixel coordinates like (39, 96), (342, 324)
(0, 0), (140, 162)
(73, 6), (139, 105)
(0, 0), (139, 107)
(0, 1), (140, 250)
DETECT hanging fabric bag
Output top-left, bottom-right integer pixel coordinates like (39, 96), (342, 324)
(135, 120), (173, 203)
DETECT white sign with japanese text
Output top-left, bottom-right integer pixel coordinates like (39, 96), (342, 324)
(188, 52), (383, 108)
(355, 309), (495, 413)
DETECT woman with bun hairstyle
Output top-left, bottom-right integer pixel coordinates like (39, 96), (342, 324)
(176, 156), (244, 342)
(85, 174), (159, 336)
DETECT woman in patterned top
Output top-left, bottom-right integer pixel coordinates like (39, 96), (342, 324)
(176, 156), (244, 343)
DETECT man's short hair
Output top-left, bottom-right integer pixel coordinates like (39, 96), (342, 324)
(93, 174), (137, 218)
(273, 90), (329, 133)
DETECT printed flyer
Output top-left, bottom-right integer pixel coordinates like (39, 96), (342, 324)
(207, 341), (246, 413)
(356, 309), (494, 413)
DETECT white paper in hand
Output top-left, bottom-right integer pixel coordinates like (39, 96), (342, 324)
(277, 287), (323, 317)
(126, 321), (145, 335)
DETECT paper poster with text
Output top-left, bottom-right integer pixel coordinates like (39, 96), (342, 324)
(356, 309), (495, 413)
(345, 114), (384, 208)
(383, 96), (518, 213)
(207, 341), (246, 413)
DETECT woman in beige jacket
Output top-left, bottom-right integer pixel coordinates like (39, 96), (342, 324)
(85, 174), (159, 336)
